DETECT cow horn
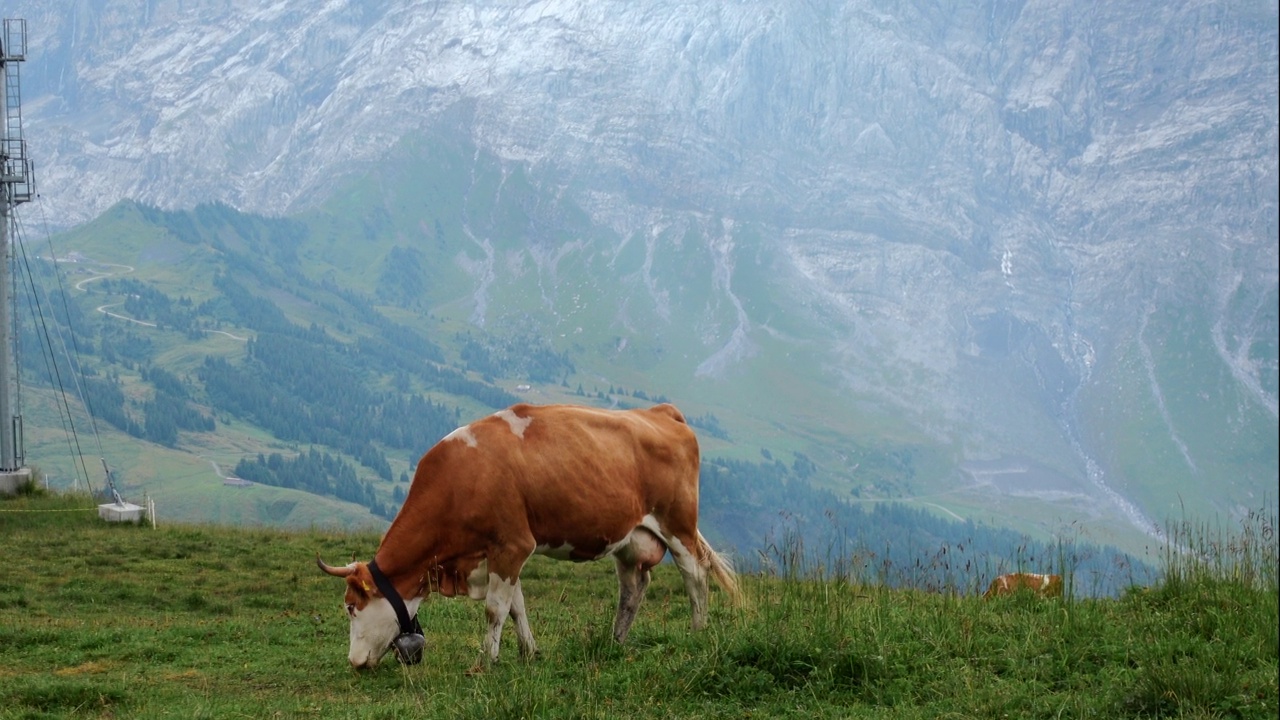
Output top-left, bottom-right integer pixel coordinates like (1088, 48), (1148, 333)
(316, 554), (357, 577)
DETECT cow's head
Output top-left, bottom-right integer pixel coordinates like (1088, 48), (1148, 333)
(316, 556), (423, 668)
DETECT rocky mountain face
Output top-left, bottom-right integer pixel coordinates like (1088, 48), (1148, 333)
(8, 0), (1278, 549)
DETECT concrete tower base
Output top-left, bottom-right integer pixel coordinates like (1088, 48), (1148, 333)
(98, 501), (145, 523)
(0, 467), (32, 496)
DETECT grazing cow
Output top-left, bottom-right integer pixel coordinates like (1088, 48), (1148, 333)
(318, 402), (739, 670)
(982, 572), (1063, 599)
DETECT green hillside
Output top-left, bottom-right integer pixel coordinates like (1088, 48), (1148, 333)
(17, 133), (1271, 560)
(2, 490), (1276, 719)
(17, 194), (1074, 566)
(1082, 295), (1279, 523)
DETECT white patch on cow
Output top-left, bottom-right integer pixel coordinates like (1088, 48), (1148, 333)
(444, 425), (478, 448)
(641, 515), (696, 571)
(468, 560), (489, 600)
(1038, 574), (1051, 590)
(640, 509), (680, 548)
(667, 536), (699, 576)
(495, 408), (533, 439)
(347, 596), (423, 669)
(535, 542), (578, 561)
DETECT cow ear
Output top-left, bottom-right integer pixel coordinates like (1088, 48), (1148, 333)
(347, 575), (372, 601)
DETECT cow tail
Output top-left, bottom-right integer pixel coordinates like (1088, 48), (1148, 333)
(697, 530), (742, 606)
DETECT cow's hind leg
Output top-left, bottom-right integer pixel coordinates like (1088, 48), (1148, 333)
(612, 528), (666, 642)
(657, 529), (710, 630)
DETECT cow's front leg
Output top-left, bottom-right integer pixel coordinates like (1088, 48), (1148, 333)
(476, 573), (517, 669)
(508, 579), (539, 659)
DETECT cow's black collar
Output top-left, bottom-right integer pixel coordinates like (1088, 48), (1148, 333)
(367, 558), (424, 664)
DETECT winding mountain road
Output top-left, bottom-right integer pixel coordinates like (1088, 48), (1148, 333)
(69, 258), (247, 341)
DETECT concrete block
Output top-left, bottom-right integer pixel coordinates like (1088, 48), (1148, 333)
(99, 502), (144, 523)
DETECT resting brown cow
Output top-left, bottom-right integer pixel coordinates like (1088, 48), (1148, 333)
(982, 572), (1063, 599)
(318, 402), (739, 670)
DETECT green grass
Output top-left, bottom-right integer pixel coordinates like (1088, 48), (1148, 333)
(3, 490), (1276, 719)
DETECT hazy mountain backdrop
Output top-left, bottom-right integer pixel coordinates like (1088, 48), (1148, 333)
(6, 0), (1277, 558)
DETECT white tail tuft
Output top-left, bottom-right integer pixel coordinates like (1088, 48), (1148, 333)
(697, 530), (742, 605)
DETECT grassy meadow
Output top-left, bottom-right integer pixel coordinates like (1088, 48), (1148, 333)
(2, 489), (1276, 719)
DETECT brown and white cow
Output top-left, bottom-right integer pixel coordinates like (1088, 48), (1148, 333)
(318, 402), (739, 670)
(982, 572), (1063, 599)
